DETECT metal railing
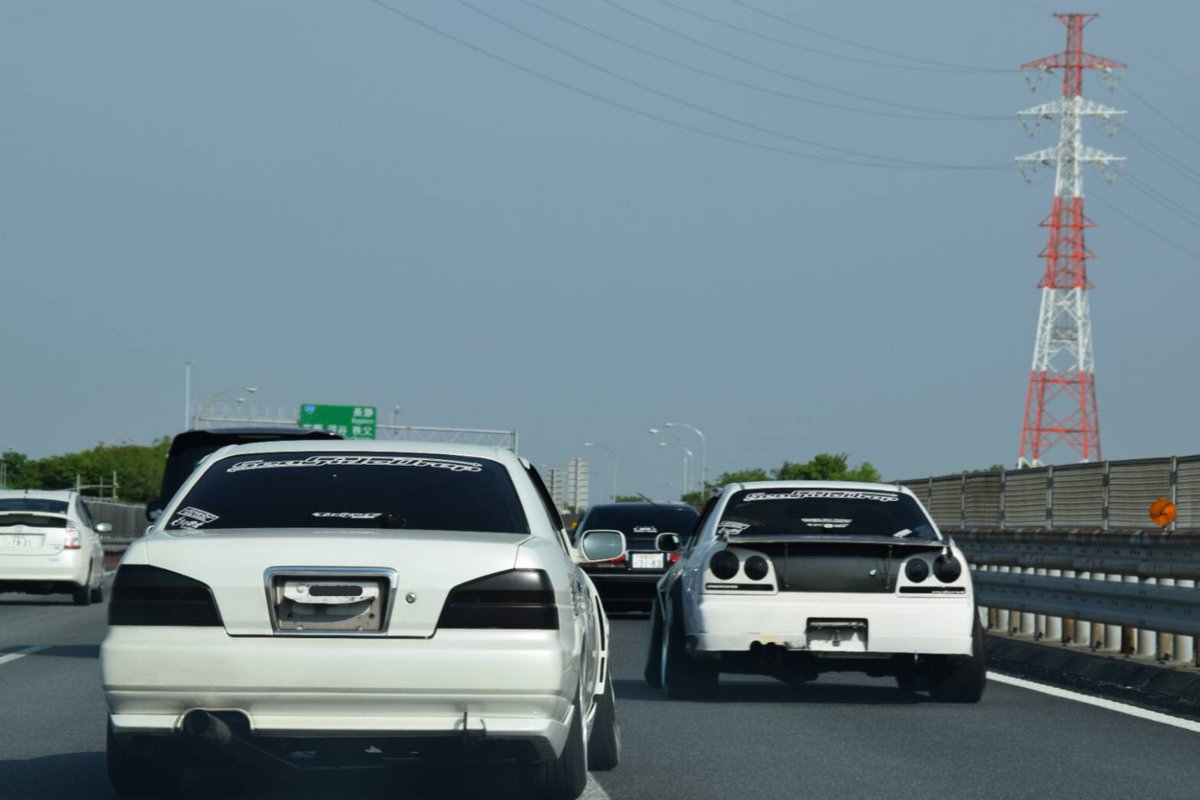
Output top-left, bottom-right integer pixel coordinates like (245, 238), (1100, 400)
(898, 455), (1199, 531)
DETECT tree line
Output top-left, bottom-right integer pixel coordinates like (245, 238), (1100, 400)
(1, 439), (169, 504)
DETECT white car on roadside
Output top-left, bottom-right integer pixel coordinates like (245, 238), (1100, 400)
(102, 441), (622, 799)
(0, 489), (110, 605)
(645, 481), (985, 702)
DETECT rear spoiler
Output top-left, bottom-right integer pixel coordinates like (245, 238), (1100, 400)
(726, 534), (947, 549)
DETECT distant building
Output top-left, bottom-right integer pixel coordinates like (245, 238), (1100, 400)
(567, 457), (589, 513)
(545, 467), (567, 512)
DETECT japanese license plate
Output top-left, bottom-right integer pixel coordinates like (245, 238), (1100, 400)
(631, 553), (664, 570)
(3, 535), (44, 548)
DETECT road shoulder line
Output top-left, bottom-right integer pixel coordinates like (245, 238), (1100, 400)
(988, 671), (1200, 733)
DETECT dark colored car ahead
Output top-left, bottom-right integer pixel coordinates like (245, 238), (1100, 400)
(573, 502), (699, 611)
(147, 428), (342, 521)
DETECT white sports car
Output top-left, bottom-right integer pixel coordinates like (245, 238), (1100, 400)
(645, 481), (985, 702)
(102, 441), (622, 799)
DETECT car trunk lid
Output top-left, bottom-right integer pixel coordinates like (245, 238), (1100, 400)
(0, 513), (69, 556)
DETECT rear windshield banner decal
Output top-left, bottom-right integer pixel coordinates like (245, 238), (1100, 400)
(227, 456), (484, 474)
(742, 490), (899, 503)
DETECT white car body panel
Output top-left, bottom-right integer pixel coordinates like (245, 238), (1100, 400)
(101, 441), (609, 760)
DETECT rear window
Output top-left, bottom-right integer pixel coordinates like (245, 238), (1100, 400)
(0, 514), (68, 528)
(719, 489), (936, 539)
(575, 505), (698, 545)
(0, 499), (69, 514)
(168, 452), (529, 534)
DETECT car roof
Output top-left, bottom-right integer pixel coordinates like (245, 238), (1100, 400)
(0, 489), (77, 500)
(206, 439), (517, 462)
(584, 502), (696, 512)
(729, 480), (917, 497)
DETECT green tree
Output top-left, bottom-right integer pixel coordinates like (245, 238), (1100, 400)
(4, 438), (170, 503)
(682, 454), (880, 502)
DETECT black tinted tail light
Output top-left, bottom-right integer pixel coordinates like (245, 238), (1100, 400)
(934, 555), (962, 583)
(108, 565), (223, 627)
(438, 569), (558, 630)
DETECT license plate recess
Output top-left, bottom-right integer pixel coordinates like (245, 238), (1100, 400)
(266, 568), (396, 634)
(805, 618), (868, 652)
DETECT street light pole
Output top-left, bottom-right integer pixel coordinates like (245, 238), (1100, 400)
(194, 386), (258, 429)
(665, 422), (706, 495)
(658, 441), (693, 500)
(584, 442), (618, 502)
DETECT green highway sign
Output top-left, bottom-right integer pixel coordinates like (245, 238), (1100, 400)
(299, 404), (377, 439)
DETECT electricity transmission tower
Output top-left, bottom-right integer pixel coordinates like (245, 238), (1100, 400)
(1015, 13), (1125, 467)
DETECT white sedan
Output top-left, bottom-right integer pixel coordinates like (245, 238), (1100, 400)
(645, 481), (985, 702)
(102, 441), (622, 799)
(0, 489), (109, 605)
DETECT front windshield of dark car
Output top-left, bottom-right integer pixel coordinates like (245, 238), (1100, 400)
(719, 489), (937, 539)
(0, 499), (69, 514)
(169, 452), (529, 534)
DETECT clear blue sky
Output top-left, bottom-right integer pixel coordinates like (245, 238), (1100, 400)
(4, 0), (1198, 502)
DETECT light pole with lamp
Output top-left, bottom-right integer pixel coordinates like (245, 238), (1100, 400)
(664, 422), (706, 495)
(658, 441), (693, 500)
(193, 386), (257, 429)
(583, 442), (618, 503)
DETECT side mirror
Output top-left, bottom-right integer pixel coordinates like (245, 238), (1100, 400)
(579, 529), (627, 563)
(95, 522), (113, 534)
(146, 507), (162, 523)
(655, 532), (681, 553)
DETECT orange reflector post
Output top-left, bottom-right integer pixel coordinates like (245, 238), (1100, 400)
(1149, 498), (1177, 528)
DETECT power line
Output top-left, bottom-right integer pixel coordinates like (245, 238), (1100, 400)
(1122, 173), (1200, 231)
(1122, 126), (1200, 189)
(1126, 85), (1200, 151)
(1091, 191), (1200, 262)
(597, 0), (1005, 121)
(515, 0), (999, 123)
(448, 0), (1006, 170)
(721, 0), (1013, 74)
(361, 0), (998, 170)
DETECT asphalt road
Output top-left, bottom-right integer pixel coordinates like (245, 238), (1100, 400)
(2, 596), (1198, 799)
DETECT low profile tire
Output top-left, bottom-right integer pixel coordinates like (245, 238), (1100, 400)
(90, 576), (104, 604)
(107, 720), (183, 799)
(643, 595), (664, 688)
(521, 690), (588, 800)
(928, 615), (987, 703)
(661, 598), (717, 700)
(587, 673), (621, 771)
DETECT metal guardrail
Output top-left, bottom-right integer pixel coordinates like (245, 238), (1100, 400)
(949, 527), (1200, 664)
(898, 454), (1200, 531)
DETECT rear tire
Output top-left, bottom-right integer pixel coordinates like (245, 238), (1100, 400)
(928, 615), (987, 703)
(107, 720), (183, 798)
(587, 673), (620, 771)
(521, 690), (588, 800)
(90, 576), (104, 604)
(643, 595), (664, 688)
(661, 597), (717, 700)
(72, 575), (91, 606)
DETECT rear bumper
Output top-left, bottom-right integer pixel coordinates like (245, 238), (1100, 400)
(101, 627), (575, 758)
(689, 592), (976, 656)
(0, 551), (89, 589)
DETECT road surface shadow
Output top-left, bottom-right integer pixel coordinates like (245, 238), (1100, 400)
(0, 752), (559, 799)
(0, 599), (77, 607)
(615, 677), (926, 706)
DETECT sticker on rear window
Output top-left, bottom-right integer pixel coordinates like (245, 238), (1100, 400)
(802, 517), (852, 529)
(633, 526), (658, 533)
(170, 506), (219, 530)
(742, 490), (899, 503)
(312, 512), (383, 520)
(227, 456), (483, 474)
(717, 521), (751, 536)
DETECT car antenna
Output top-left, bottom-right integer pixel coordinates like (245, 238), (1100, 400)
(637, 493), (661, 507)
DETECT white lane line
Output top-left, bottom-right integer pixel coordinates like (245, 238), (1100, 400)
(582, 775), (613, 799)
(988, 671), (1200, 733)
(0, 645), (49, 667)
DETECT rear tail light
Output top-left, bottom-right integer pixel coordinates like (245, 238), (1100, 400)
(743, 555), (769, 581)
(667, 552), (681, 565)
(904, 558), (930, 583)
(108, 565), (223, 626)
(709, 550), (740, 580)
(63, 523), (82, 550)
(438, 569), (558, 630)
(934, 555), (962, 583)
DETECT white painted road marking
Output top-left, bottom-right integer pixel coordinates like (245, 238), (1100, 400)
(989, 671), (1200, 733)
(582, 775), (613, 799)
(0, 645), (49, 667)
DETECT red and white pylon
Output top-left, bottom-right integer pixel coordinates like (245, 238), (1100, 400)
(1015, 13), (1125, 467)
